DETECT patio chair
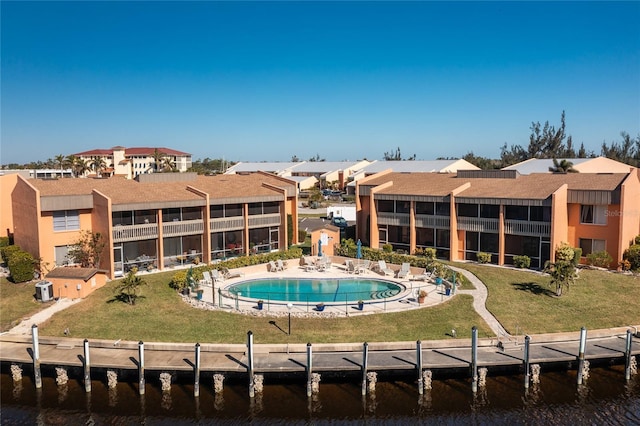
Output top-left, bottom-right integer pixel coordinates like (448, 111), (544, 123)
(411, 270), (434, 282)
(210, 269), (224, 284)
(301, 256), (316, 271)
(357, 259), (371, 274)
(276, 259), (287, 271)
(345, 260), (356, 274)
(222, 267), (244, 279)
(377, 260), (394, 276)
(200, 270), (213, 287)
(316, 256), (331, 272)
(268, 260), (280, 272)
(397, 262), (411, 279)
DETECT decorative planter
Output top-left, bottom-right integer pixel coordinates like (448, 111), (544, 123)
(418, 296), (426, 304)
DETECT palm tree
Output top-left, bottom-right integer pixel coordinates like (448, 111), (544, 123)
(90, 157), (107, 177)
(72, 157), (90, 177)
(151, 148), (167, 172)
(161, 156), (177, 172)
(54, 154), (66, 172)
(548, 158), (577, 173)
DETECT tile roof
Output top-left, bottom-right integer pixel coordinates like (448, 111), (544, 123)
(361, 172), (629, 200)
(28, 173), (295, 205)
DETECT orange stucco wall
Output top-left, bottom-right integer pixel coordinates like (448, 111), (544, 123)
(12, 177), (42, 259)
(46, 273), (108, 299)
(550, 185), (569, 262)
(618, 170), (640, 258)
(0, 174), (20, 237)
(38, 209), (94, 268)
(567, 203), (621, 263)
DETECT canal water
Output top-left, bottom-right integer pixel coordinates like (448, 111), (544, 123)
(2, 365), (639, 424)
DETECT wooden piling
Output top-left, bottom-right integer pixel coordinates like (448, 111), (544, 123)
(306, 342), (313, 397)
(577, 327), (587, 385)
(524, 335), (530, 389)
(194, 343), (201, 397)
(31, 324), (42, 389)
(83, 339), (91, 393)
(625, 329), (633, 381)
(138, 341), (145, 395)
(361, 342), (369, 396)
(247, 331), (255, 398)
(416, 340), (423, 395)
(471, 326), (478, 393)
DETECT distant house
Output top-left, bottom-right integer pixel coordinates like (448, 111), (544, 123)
(74, 146), (192, 179)
(502, 157), (634, 174)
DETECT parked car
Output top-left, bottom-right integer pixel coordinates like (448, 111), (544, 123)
(331, 216), (349, 228)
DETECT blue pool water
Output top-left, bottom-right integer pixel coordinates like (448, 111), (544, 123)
(227, 277), (404, 303)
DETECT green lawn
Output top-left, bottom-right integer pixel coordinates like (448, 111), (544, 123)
(35, 272), (493, 343)
(4, 263), (639, 343)
(457, 264), (640, 335)
(0, 277), (56, 332)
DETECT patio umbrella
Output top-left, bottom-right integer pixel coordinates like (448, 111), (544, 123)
(318, 239), (323, 257)
(356, 239), (362, 259)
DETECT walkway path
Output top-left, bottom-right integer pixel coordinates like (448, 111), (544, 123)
(449, 265), (511, 339)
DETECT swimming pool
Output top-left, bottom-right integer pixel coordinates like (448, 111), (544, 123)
(226, 277), (405, 303)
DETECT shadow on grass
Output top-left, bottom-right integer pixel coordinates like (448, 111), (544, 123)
(107, 295), (147, 305)
(511, 282), (555, 297)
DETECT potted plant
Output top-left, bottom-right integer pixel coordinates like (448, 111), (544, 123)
(257, 300), (264, 310)
(316, 302), (325, 312)
(417, 289), (427, 304)
(433, 263), (446, 285)
(357, 300), (364, 310)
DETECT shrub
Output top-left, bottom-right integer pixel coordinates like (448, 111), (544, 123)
(382, 244), (393, 253)
(572, 247), (582, 266)
(0, 245), (22, 263)
(586, 251), (613, 269)
(555, 242), (576, 263)
(7, 250), (36, 283)
(635, 235), (640, 245)
(513, 255), (531, 269)
(623, 244), (640, 271)
(476, 252), (492, 264)
(0, 237), (10, 249)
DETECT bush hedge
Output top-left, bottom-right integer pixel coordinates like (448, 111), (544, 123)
(513, 255), (531, 269)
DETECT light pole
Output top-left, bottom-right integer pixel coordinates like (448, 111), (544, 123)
(287, 303), (293, 335)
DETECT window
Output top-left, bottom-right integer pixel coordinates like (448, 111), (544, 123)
(480, 204), (500, 219)
(378, 200), (394, 213)
(505, 205), (528, 221)
(579, 238), (606, 256)
(54, 245), (71, 265)
(396, 201), (410, 214)
(53, 210), (80, 231)
(580, 205), (606, 225)
(458, 204), (478, 217)
(416, 202), (434, 215)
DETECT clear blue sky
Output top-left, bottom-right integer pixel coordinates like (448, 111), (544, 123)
(2, 1), (639, 165)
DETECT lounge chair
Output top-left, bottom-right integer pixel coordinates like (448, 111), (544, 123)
(301, 256), (316, 271)
(222, 267), (244, 279)
(397, 262), (411, 279)
(356, 259), (371, 274)
(268, 260), (280, 272)
(345, 260), (356, 274)
(411, 270), (433, 282)
(200, 270), (213, 287)
(277, 259), (287, 271)
(376, 260), (394, 276)
(316, 256), (331, 272)
(210, 269), (224, 284)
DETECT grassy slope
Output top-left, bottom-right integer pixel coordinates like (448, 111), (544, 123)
(458, 264), (640, 335)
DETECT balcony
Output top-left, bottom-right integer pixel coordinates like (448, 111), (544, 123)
(377, 212), (410, 226)
(415, 214), (450, 229)
(457, 217), (499, 233)
(504, 220), (551, 237)
(163, 219), (204, 237)
(210, 216), (245, 232)
(112, 223), (159, 243)
(248, 213), (281, 228)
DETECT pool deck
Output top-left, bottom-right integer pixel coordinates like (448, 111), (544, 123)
(194, 258), (450, 318)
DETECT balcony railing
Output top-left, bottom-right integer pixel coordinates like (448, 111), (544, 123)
(210, 216), (245, 232)
(457, 217), (499, 233)
(377, 212), (410, 226)
(415, 214), (450, 229)
(248, 213), (281, 228)
(504, 220), (551, 236)
(112, 223), (159, 243)
(163, 219), (204, 237)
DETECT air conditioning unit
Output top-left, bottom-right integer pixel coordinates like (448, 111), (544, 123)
(35, 280), (54, 302)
